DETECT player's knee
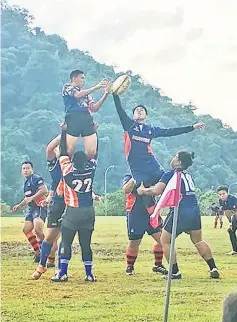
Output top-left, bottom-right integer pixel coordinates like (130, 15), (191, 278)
(61, 244), (72, 258)
(85, 148), (96, 160)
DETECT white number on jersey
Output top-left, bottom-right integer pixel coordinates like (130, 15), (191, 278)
(182, 173), (195, 192)
(72, 178), (92, 193)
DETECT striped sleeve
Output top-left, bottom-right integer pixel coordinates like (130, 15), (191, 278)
(59, 156), (73, 177)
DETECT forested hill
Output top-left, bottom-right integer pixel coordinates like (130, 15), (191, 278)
(2, 4), (237, 205)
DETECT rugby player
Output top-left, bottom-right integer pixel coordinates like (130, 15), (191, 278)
(112, 94), (205, 212)
(218, 186), (237, 255)
(211, 203), (223, 228)
(62, 70), (110, 159)
(138, 151), (220, 279)
(122, 174), (167, 276)
(32, 135), (65, 279)
(12, 162), (48, 262)
(51, 127), (98, 282)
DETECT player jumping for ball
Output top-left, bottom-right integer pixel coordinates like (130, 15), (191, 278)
(138, 151), (220, 280)
(112, 94), (205, 212)
(62, 70), (110, 159)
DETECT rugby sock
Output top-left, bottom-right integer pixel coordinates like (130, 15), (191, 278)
(39, 241), (53, 267)
(206, 258), (217, 270)
(25, 232), (40, 254)
(59, 257), (70, 277)
(172, 263), (179, 274)
(153, 244), (163, 267)
(126, 249), (138, 268)
(57, 242), (62, 270)
(84, 261), (93, 276)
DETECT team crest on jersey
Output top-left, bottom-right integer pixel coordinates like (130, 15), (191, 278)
(133, 126), (140, 132)
(148, 130), (151, 135)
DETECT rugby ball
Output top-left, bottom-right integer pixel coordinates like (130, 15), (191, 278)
(111, 74), (131, 95)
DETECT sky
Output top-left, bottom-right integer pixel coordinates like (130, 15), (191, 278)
(8, 0), (237, 130)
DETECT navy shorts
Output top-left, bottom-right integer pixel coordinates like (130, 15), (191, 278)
(132, 168), (165, 186)
(163, 207), (201, 236)
(126, 211), (162, 240)
(47, 198), (66, 228)
(65, 111), (95, 138)
(25, 206), (47, 222)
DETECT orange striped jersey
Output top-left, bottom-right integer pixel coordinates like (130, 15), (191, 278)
(59, 156), (97, 208)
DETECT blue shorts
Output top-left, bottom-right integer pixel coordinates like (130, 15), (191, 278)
(131, 169), (165, 186)
(126, 211), (162, 240)
(25, 206), (47, 222)
(164, 207), (201, 236)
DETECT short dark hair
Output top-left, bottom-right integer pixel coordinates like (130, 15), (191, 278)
(132, 105), (148, 115)
(217, 186), (228, 193)
(72, 151), (88, 170)
(222, 293), (237, 322)
(177, 151), (195, 170)
(21, 161), (33, 168)
(70, 70), (84, 81)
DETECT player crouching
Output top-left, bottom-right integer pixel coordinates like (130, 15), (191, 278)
(138, 151), (220, 280)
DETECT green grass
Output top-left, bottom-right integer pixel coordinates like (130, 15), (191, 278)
(1, 216), (236, 322)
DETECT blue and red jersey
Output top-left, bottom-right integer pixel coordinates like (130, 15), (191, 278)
(24, 174), (46, 208)
(219, 194), (237, 211)
(62, 83), (94, 113)
(123, 174), (156, 215)
(113, 94), (194, 183)
(160, 169), (199, 209)
(47, 157), (64, 201)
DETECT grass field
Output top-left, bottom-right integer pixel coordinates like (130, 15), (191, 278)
(1, 216), (236, 322)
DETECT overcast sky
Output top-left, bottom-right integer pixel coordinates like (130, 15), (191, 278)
(8, 0), (237, 130)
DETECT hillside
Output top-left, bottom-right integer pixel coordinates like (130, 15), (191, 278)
(1, 3), (237, 205)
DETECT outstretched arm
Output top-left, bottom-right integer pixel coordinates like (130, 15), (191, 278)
(152, 122), (205, 138)
(113, 94), (134, 131)
(89, 86), (110, 113)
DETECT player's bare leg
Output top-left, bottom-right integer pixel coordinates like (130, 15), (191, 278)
(33, 217), (45, 242)
(66, 134), (79, 157)
(190, 229), (219, 279)
(214, 215), (218, 228)
(220, 216), (223, 228)
(82, 133), (97, 160)
(47, 236), (60, 268)
(126, 239), (142, 275)
(32, 229), (60, 280)
(151, 232), (168, 275)
(160, 230), (180, 279)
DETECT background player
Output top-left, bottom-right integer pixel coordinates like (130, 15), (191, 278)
(32, 135), (65, 279)
(12, 161), (48, 262)
(122, 174), (167, 276)
(211, 203), (224, 228)
(51, 127), (98, 282)
(62, 70), (109, 159)
(138, 151), (220, 280)
(218, 186), (237, 255)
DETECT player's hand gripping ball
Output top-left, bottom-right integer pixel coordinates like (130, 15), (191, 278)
(111, 74), (131, 95)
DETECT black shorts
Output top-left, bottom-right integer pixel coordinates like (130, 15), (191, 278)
(61, 206), (95, 231)
(65, 111), (95, 138)
(164, 207), (201, 236)
(47, 198), (66, 228)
